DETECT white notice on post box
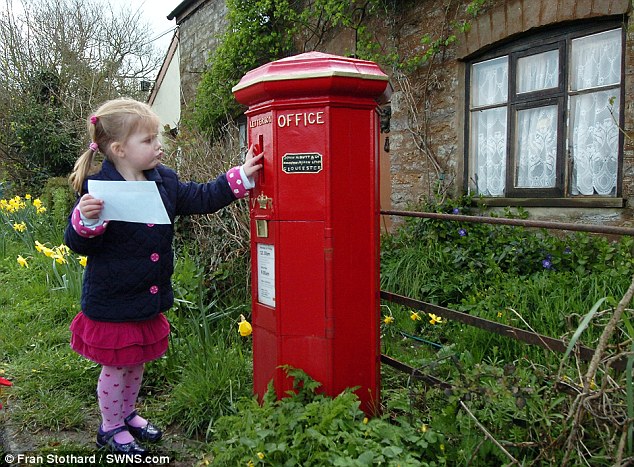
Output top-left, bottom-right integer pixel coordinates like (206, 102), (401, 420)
(257, 243), (275, 308)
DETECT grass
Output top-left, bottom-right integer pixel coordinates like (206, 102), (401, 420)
(2, 192), (634, 465)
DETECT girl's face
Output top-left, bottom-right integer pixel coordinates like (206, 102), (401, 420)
(115, 126), (163, 177)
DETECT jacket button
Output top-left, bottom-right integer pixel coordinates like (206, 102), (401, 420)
(150, 253), (160, 262)
(150, 285), (159, 294)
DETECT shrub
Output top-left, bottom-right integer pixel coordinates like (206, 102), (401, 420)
(209, 367), (447, 466)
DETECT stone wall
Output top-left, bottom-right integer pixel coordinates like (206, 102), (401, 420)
(175, 0), (634, 226)
(177, 0), (228, 106)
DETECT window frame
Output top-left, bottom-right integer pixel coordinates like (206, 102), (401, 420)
(464, 19), (626, 207)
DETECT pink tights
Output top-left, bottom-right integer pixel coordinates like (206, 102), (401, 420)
(97, 364), (148, 444)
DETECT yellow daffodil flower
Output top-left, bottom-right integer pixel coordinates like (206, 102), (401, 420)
(428, 313), (443, 325)
(363, 417), (369, 424)
(42, 247), (55, 258)
(497, 311), (503, 318)
(55, 245), (70, 256)
(17, 255), (28, 268)
(53, 254), (66, 264)
(410, 311), (421, 321)
(78, 256), (88, 267)
(383, 315), (394, 325)
(36, 206), (46, 214)
(247, 461), (255, 467)
(257, 452), (265, 460)
(35, 240), (45, 252)
(12, 222), (26, 232)
(238, 314), (252, 337)
(32, 198), (42, 208)
(25, 194), (31, 199)
(420, 423), (428, 432)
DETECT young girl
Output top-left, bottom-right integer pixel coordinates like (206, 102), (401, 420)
(64, 98), (262, 454)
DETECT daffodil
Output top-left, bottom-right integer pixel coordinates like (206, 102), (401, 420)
(36, 206), (46, 214)
(383, 315), (394, 325)
(410, 311), (421, 321)
(78, 256), (88, 267)
(247, 461), (255, 467)
(257, 452), (265, 460)
(363, 417), (369, 424)
(53, 254), (66, 264)
(238, 314), (252, 337)
(428, 313), (443, 325)
(17, 255), (28, 268)
(55, 244), (70, 256)
(32, 198), (42, 208)
(25, 194), (31, 200)
(42, 247), (55, 258)
(35, 240), (44, 252)
(12, 222), (26, 232)
(420, 423), (428, 433)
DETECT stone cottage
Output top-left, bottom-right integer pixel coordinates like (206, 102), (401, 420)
(160, 0), (634, 227)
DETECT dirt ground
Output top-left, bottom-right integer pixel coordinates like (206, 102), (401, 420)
(0, 403), (204, 466)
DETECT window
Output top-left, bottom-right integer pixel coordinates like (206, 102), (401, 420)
(467, 23), (623, 203)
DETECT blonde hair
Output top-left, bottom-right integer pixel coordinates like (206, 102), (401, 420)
(69, 98), (161, 193)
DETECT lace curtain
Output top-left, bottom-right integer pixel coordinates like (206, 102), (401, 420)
(471, 28), (621, 197)
(471, 57), (508, 196)
(570, 29), (621, 195)
(515, 50), (559, 188)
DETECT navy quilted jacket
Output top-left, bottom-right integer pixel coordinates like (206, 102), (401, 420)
(64, 160), (237, 322)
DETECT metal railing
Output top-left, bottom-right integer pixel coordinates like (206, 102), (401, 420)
(379, 209), (632, 383)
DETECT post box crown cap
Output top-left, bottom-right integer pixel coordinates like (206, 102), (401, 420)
(232, 52), (390, 104)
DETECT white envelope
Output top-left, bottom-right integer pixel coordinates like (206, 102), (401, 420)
(87, 180), (171, 224)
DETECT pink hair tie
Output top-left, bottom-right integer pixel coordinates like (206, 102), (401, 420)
(90, 115), (98, 125)
(89, 142), (99, 152)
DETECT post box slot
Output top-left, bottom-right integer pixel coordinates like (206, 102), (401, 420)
(258, 134), (264, 184)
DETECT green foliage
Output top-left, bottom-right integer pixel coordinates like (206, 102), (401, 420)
(192, 0), (297, 130)
(192, 0), (386, 131)
(40, 177), (76, 231)
(6, 86), (81, 192)
(382, 196), (634, 303)
(2, 178), (633, 465)
(154, 246), (253, 439)
(379, 196), (634, 464)
(210, 367), (446, 466)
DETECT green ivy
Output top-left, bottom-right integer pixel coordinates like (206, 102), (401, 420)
(192, 0), (297, 130)
(192, 0), (385, 132)
(192, 0), (492, 132)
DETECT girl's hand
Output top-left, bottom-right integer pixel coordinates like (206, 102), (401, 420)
(78, 194), (104, 219)
(243, 143), (264, 179)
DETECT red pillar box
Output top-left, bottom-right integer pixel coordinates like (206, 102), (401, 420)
(233, 52), (390, 414)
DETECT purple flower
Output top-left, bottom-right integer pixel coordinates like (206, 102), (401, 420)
(458, 228), (467, 237)
(564, 247), (572, 254)
(542, 259), (552, 269)
(452, 208), (460, 214)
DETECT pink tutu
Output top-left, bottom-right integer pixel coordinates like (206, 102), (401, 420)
(70, 312), (170, 366)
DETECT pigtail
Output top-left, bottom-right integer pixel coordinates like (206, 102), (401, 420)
(69, 114), (100, 194)
(69, 148), (97, 194)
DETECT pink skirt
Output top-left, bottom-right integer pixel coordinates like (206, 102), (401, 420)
(70, 312), (170, 366)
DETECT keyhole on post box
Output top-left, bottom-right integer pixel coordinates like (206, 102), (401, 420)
(257, 134), (264, 184)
